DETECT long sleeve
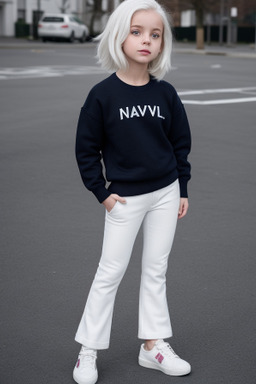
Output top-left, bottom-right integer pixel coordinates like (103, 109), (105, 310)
(75, 106), (111, 203)
(169, 92), (191, 197)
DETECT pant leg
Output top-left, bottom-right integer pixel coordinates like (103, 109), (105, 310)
(138, 180), (180, 340)
(75, 195), (150, 349)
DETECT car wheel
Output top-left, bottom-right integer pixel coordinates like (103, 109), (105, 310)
(69, 31), (75, 43)
(79, 32), (86, 43)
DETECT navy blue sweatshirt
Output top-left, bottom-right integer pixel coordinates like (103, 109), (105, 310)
(76, 73), (191, 203)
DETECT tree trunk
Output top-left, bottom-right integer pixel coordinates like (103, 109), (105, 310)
(89, 0), (102, 36)
(195, 4), (204, 49)
(196, 27), (204, 49)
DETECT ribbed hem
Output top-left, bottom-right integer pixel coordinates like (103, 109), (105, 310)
(92, 186), (111, 203)
(179, 179), (189, 198)
(108, 171), (178, 198)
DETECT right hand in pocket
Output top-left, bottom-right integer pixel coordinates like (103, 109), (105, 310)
(102, 194), (126, 212)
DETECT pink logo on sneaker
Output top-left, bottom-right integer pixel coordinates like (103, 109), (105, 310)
(155, 352), (164, 364)
(76, 359), (80, 368)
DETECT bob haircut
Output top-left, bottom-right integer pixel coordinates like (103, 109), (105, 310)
(97, 0), (172, 80)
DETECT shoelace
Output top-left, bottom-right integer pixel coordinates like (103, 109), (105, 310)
(79, 347), (97, 368)
(156, 340), (179, 359)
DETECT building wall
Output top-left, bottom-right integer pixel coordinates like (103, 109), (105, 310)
(24, 0), (82, 24)
(0, 0), (18, 36)
(1, 0), (255, 38)
(0, 0), (83, 36)
(161, 0), (256, 28)
(181, 10), (196, 27)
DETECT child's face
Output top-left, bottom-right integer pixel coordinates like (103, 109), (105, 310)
(122, 9), (163, 68)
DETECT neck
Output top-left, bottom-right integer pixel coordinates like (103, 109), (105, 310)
(116, 65), (150, 86)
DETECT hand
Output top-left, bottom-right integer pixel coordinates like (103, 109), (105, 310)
(102, 194), (126, 213)
(178, 198), (189, 219)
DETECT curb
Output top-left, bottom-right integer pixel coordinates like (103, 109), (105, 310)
(174, 48), (256, 59)
(0, 41), (97, 50)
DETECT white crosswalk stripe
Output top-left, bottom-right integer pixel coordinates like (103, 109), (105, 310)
(0, 65), (105, 80)
(178, 87), (256, 105)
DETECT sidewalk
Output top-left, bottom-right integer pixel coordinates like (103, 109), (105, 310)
(0, 36), (256, 58)
(174, 41), (256, 59)
(0, 36), (93, 49)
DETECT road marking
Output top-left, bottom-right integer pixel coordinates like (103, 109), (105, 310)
(0, 65), (105, 80)
(178, 87), (256, 96)
(181, 97), (256, 105)
(30, 49), (56, 53)
(0, 67), (255, 106)
(178, 87), (256, 105)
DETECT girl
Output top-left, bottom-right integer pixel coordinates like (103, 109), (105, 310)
(74, 1), (192, 383)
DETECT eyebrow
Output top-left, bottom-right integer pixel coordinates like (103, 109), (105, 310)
(131, 24), (162, 32)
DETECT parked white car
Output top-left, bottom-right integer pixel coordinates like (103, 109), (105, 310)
(38, 14), (89, 42)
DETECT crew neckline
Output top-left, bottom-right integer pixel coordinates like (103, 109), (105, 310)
(113, 72), (154, 90)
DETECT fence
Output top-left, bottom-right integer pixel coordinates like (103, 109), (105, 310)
(173, 26), (255, 43)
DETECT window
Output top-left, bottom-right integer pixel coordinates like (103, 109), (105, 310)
(18, 10), (26, 21)
(73, 17), (82, 24)
(42, 17), (65, 22)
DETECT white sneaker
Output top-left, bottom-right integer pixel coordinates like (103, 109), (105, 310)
(138, 339), (191, 376)
(73, 346), (98, 384)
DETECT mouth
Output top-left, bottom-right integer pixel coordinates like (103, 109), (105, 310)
(138, 50), (151, 55)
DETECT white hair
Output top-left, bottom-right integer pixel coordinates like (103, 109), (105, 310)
(96, 0), (172, 80)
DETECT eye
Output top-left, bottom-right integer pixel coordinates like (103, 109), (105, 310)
(152, 33), (160, 39)
(131, 30), (140, 36)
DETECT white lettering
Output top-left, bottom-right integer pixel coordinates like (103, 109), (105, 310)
(119, 105), (165, 120)
(137, 105), (147, 116)
(119, 107), (129, 120)
(130, 106), (140, 118)
(157, 106), (165, 119)
(147, 105), (157, 117)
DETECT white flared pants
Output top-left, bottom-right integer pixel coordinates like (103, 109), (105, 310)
(75, 180), (180, 349)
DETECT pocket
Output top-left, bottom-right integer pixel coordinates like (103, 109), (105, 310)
(107, 201), (118, 214)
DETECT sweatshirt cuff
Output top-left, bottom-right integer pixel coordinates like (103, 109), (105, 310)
(179, 179), (188, 198)
(92, 186), (111, 203)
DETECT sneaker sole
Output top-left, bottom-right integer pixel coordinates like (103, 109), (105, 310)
(73, 370), (98, 384)
(138, 356), (191, 377)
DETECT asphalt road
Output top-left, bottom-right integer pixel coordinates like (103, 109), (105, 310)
(1, 43), (256, 384)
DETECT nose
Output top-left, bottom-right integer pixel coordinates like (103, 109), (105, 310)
(142, 34), (150, 45)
